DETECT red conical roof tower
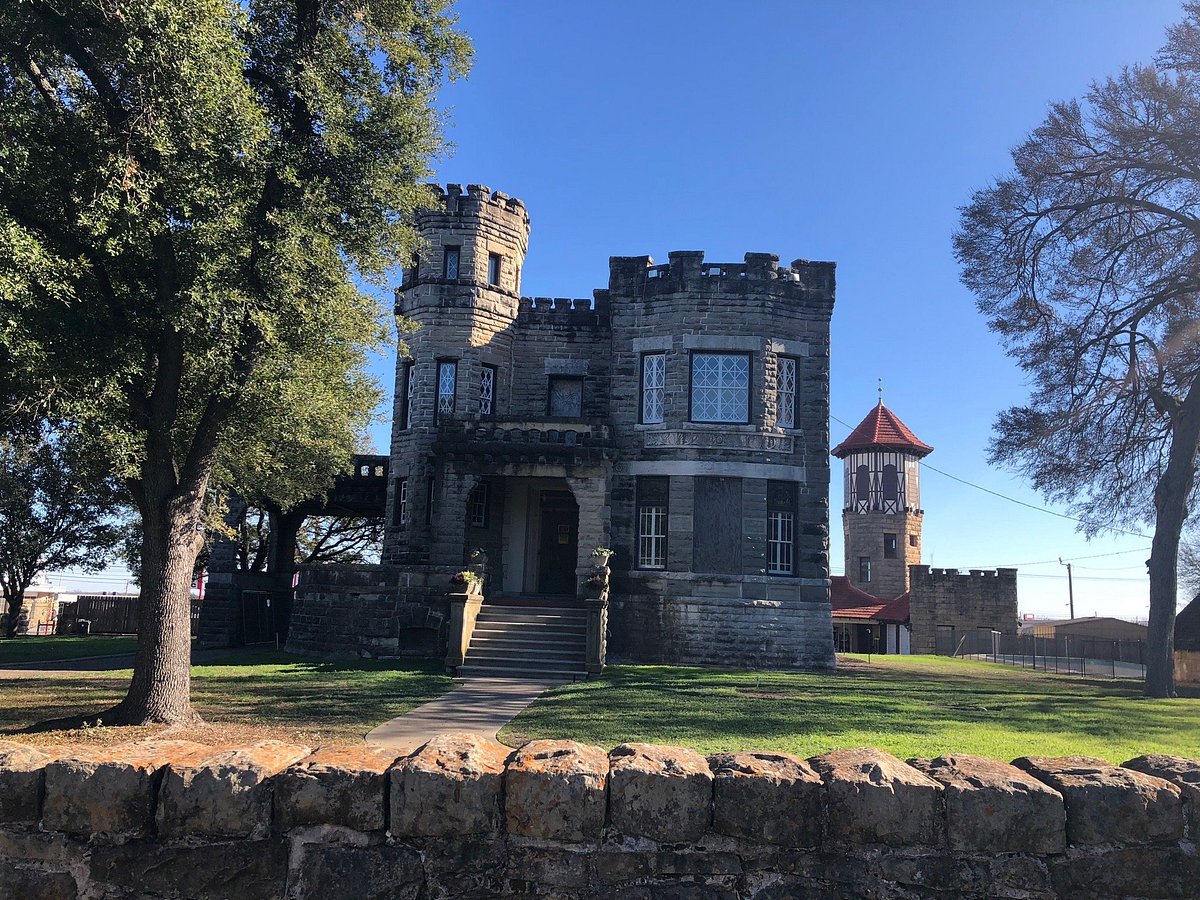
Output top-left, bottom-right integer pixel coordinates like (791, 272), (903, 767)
(831, 400), (933, 459)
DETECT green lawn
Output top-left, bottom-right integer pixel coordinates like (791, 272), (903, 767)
(0, 635), (137, 664)
(0, 649), (455, 747)
(499, 655), (1200, 762)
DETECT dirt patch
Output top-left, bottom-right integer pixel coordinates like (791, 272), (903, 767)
(4, 719), (369, 754)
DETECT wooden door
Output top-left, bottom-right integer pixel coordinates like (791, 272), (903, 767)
(537, 491), (578, 595)
(693, 476), (742, 574)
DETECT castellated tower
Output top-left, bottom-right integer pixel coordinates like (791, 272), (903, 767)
(384, 184), (530, 564)
(832, 401), (932, 599)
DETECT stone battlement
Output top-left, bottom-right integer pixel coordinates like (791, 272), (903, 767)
(911, 564), (1019, 580)
(516, 291), (612, 326)
(425, 182), (529, 221)
(609, 250), (836, 299)
(1, 734), (1196, 897)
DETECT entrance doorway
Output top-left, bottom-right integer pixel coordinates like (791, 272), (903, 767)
(536, 490), (578, 595)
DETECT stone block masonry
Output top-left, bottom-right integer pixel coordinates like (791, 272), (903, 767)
(1, 734), (1198, 898)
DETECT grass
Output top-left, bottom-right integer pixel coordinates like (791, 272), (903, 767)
(499, 654), (1200, 762)
(0, 635), (137, 664)
(0, 649), (454, 749)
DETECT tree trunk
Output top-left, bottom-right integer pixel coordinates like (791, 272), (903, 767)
(2, 589), (24, 638)
(1145, 372), (1200, 698)
(108, 477), (205, 725)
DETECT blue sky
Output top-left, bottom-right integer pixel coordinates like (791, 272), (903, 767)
(57, 1), (1186, 617)
(401, 0), (1183, 620)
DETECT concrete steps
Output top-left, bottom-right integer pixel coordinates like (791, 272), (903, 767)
(459, 601), (588, 679)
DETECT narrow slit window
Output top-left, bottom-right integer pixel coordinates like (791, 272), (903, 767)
(403, 361), (416, 429)
(443, 246), (460, 279)
(468, 482), (489, 528)
(394, 478), (408, 527)
(487, 253), (501, 286)
(641, 353), (665, 424)
(479, 365), (496, 416)
(436, 360), (457, 421)
(776, 356), (796, 429)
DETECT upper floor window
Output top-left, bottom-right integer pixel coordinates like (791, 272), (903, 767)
(690, 352), (750, 423)
(402, 361), (416, 429)
(548, 376), (583, 417)
(393, 478), (408, 527)
(884, 533), (898, 559)
(443, 246), (460, 279)
(436, 360), (457, 421)
(487, 253), (501, 286)
(776, 356), (797, 429)
(479, 365), (496, 416)
(859, 556), (872, 583)
(641, 353), (665, 424)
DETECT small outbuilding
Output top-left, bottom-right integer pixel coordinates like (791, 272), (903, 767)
(1175, 596), (1200, 688)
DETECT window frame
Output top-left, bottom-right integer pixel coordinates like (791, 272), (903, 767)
(688, 351), (752, 424)
(858, 556), (872, 583)
(400, 361), (417, 430)
(479, 364), (497, 417)
(393, 478), (408, 528)
(442, 245), (461, 279)
(767, 480), (797, 576)
(640, 352), (666, 425)
(487, 252), (501, 286)
(468, 482), (489, 528)
(635, 476), (669, 570)
(436, 359), (457, 423)
(884, 533), (898, 560)
(546, 375), (584, 418)
(776, 355), (797, 429)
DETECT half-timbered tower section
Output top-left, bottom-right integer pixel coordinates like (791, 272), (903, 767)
(371, 184), (837, 673)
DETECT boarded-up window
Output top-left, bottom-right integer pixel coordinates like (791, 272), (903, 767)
(693, 477), (742, 574)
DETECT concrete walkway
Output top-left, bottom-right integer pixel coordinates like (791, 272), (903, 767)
(366, 677), (563, 752)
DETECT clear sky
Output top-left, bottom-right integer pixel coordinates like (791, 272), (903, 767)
(55, 1), (1188, 619)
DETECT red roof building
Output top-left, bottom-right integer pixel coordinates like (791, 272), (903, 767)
(830, 575), (911, 653)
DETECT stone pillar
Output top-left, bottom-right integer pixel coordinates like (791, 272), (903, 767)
(566, 468), (612, 598)
(429, 471), (478, 568)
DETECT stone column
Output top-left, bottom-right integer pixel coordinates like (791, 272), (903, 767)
(566, 467), (612, 599)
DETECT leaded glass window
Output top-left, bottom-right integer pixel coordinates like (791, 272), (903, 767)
(641, 353), (665, 424)
(776, 356), (796, 429)
(403, 362), (416, 429)
(690, 353), (750, 423)
(548, 377), (583, 417)
(443, 246), (460, 279)
(479, 365), (496, 416)
(468, 482), (489, 528)
(437, 360), (457, 420)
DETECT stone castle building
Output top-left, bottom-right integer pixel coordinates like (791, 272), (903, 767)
(829, 401), (1018, 654)
(376, 183), (837, 673)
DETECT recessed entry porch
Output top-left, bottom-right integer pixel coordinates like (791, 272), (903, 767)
(460, 472), (609, 601)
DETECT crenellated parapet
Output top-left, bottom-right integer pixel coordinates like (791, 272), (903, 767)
(911, 565), (1019, 581)
(425, 182), (529, 224)
(516, 291), (612, 327)
(608, 250), (836, 302)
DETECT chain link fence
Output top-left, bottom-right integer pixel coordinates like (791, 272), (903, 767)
(949, 629), (1145, 680)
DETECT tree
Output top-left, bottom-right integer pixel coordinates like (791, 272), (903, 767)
(0, 1), (469, 723)
(954, 5), (1200, 697)
(235, 507), (383, 571)
(0, 420), (124, 638)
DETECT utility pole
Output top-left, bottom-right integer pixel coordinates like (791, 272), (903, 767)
(1058, 558), (1075, 619)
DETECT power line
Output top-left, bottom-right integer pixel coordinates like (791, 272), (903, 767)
(975, 547), (1152, 569)
(830, 412), (1151, 540)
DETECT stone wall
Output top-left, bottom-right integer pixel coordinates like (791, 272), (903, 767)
(842, 508), (922, 599)
(908, 565), (1019, 655)
(284, 565), (456, 659)
(1, 733), (1197, 899)
(1177, 648), (1200, 687)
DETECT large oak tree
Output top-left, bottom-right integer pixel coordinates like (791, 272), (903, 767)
(0, 0), (468, 723)
(955, 5), (1200, 696)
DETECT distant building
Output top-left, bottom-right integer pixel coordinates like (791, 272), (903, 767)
(1019, 616), (1148, 642)
(829, 401), (1018, 654)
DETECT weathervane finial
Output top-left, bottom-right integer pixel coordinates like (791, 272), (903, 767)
(877, 378), (883, 404)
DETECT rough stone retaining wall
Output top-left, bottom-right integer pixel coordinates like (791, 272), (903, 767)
(1, 733), (1197, 899)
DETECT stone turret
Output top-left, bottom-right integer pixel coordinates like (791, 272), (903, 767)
(384, 184), (532, 565)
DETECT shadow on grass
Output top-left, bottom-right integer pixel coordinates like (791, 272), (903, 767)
(0, 651), (454, 738)
(502, 657), (1200, 759)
